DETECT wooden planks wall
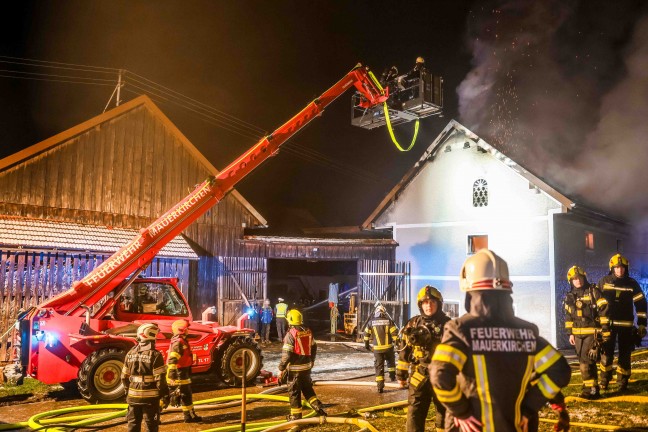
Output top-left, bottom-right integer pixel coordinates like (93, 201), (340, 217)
(0, 105), (257, 258)
(0, 249), (191, 361)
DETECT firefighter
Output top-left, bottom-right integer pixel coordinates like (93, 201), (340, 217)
(430, 249), (571, 431)
(597, 253), (647, 391)
(278, 309), (327, 420)
(397, 285), (451, 432)
(121, 323), (169, 432)
(167, 319), (202, 423)
(275, 297), (289, 342)
(363, 304), (399, 393)
(563, 265), (608, 399)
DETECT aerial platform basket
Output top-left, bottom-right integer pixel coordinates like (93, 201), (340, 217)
(351, 73), (443, 130)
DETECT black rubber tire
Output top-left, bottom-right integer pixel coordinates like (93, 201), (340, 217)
(219, 337), (263, 386)
(77, 347), (127, 403)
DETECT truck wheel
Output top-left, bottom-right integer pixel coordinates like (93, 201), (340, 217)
(77, 347), (127, 403)
(219, 337), (263, 386)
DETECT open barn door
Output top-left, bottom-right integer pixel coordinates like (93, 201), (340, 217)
(356, 260), (410, 339)
(217, 256), (267, 326)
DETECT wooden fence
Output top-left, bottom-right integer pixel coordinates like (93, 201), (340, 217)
(0, 249), (191, 361)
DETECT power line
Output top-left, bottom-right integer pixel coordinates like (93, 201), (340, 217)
(0, 56), (384, 184)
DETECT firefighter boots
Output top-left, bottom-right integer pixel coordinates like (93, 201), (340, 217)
(579, 386), (601, 399)
(600, 378), (609, 390)
(377, 381), (385, 393)
(311, 400), (327, 416)
(389, 372), (396, 382)
(618, 377), (629, 392)
(183, 410), (202, 423)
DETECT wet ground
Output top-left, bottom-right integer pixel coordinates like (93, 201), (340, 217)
(0, 337), (409, 430)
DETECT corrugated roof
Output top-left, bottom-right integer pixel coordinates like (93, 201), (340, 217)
(0, 216), (198, 259)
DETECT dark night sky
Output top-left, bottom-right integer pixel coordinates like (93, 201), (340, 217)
(2, 1), (648, 231)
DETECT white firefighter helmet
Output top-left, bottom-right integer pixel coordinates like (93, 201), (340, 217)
(459, 249), (513, 292)
(137, 323), (159, 342)
(374, 304), (386, 317)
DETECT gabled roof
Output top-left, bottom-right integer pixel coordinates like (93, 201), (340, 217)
(0, 95), (266, 226)
(362, 120), (576, 229)
(0, 215), (198, 259)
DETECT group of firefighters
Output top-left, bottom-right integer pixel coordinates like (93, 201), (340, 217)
(119, 249), (646, 432)
(362, 251), (646, 431)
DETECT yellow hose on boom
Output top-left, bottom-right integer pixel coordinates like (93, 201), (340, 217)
(383, 102), (419, 152)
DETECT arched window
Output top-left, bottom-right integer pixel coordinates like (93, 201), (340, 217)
(473, 178), (488, 207)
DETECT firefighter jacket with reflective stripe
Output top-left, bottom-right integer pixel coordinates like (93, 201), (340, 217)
(279, 326), (317, 373)
(363, 315), (398, 352)
(397, 312), (450, 382)
(167, 335), (193, 381)
(430, 314), (571, 431)
(121, 341), (169, 404)
(275, 302), (288, 318)
(563, 283), (608, 336)
(598, 274), (647, 328)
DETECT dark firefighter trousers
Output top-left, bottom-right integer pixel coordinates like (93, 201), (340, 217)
(172, 367), (195, 413)
(601, 326), (634, 383)
(374, 348), (396, 388)
(574, 334), (598, 387)
(407, 376), (445, 431)
(287, 371), (320, 418)
(276, 318), (288, 342)
(127, 402), (160, 432)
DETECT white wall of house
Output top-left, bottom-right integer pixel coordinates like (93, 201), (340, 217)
(375, 131), (564, 343)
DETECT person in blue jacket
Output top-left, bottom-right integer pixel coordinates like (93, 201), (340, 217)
(260, 299), (274, 344)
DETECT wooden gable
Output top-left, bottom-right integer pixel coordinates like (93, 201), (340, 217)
(0, 96), (265, 256)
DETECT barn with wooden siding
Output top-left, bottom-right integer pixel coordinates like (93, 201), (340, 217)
(0, 95), (404, 355)
(0, 95), (267, 355)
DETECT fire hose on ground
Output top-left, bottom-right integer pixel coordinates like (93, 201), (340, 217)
(1, 348), (647, 431)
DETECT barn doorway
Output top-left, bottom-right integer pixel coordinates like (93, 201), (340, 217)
(266, 259), (357, 336)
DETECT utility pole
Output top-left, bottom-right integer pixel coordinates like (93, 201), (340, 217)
(103, 69), (124, 113)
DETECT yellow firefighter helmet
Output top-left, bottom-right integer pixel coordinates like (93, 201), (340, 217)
(417, 285), (443, 307)
(286, 309), (303, 326)
(609, 253), (629, 270)
(137, 323), (159, 342)
(416, 56), (425, 64)
(171, 319), (189, 335)
(460, 249), (513, 292)
(566, 265), (587, 282)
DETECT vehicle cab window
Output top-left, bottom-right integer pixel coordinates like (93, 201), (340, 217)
(120, 282), (189, 317)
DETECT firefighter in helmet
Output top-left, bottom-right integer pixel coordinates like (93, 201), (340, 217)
(278, 309), (327, 420)
(563, 265), (608, 399)
(363, 304), (399, 393)
(121, 323), (169, 432)
(597, 253), (647, 391)
(397, 285), (450, 432)
(167, 319), (202, 423)
(430, 249), (571, 431)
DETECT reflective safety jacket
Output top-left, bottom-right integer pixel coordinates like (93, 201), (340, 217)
(121, 341), (168, 404)
(430, 315), (571, 431)
(397, 312), (450, 383)
(278, 326), (317, 373)
(363, 314), (398, 352)
(597, 274), (647, 330)
(275, 302), (288, 318)
(167, 334), (193, 384)
(563, 283), (609, 337)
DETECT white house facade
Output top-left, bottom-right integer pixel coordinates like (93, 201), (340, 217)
(364, 120), (633, 347)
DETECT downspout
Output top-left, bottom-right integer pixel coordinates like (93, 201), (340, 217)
(547, 208), (562, 346)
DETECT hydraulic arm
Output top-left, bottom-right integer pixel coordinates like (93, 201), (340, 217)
(40, 64), (387, 317)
